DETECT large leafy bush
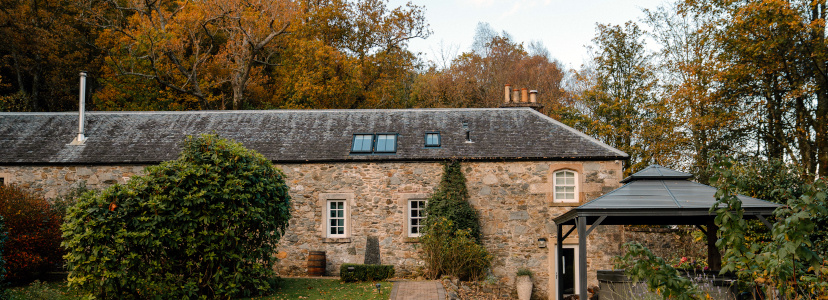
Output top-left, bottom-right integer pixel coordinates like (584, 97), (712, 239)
(62, 134), (292, 299)
(0, 185), (63, 282)
(710, 157), (828, 298)
(420, 217), (491, 280)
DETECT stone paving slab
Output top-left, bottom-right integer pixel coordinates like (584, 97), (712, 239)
(390, 280), (446, 300)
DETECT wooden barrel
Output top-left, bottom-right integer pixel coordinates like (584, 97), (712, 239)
(307, 251), (326, 276)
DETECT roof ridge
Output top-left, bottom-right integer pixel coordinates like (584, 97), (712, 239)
(0, 107), (531, 116)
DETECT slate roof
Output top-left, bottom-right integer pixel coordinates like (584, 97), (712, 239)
(0, 108), (627, 164)
(553, 165), (781, 226)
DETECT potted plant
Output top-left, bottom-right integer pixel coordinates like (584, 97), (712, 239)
(516, 268), (533, 300)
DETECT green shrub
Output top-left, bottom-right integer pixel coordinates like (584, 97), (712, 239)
(0, 185), (63, 282)
(62, 134), (292, 299)
(420, 217), (491, 280)
(516, 268), (532, 278)
(339, 264), (395, 282)
(425, 161), (481, 241)
(710, 156), (828, 298)
(616, 241), (701, 300)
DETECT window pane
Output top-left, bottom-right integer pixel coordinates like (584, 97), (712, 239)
(352, 135), (373, 152)
(337, 227), (344, 235)
(376, 134), (396, 152)
(337, 210), (343, 218)
(426, 133), (440, 146)
(337, 202), (343, 209)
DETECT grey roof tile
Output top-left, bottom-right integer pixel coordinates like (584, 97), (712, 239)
(0, 108), (628, 164)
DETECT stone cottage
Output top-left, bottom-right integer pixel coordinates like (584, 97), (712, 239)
(0, 107), (630, 299)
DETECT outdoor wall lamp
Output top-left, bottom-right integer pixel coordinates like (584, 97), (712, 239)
(538, 238), (548, 248)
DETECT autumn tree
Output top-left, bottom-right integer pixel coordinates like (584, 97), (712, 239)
(83, 0), (296, 110)
(688, 0), (828, 178)
(642, 2), (748, 182)
(0, 0), (102, 111)
(570, 22), (666, 175)
(412, 23), (568, 117)
(268, 0), (429, 109)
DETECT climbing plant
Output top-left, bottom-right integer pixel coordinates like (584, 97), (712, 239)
(424, 160), (481, 241)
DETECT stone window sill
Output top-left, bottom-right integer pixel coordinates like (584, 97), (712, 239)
(549, 202), (582, 207)
(323, 238), (352, 243)
(404, 237), (420, 243)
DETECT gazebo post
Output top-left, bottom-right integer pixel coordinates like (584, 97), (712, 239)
(557, 223), (564, 300)
(706, 219), (721, 271)
(577, 216), (588, 299)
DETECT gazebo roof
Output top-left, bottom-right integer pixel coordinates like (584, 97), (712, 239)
(553, 165), (782, 226)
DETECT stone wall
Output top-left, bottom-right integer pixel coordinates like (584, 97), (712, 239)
(624, 227), (707, 263)
(0, 165), (145, 198)
(1, 159), (627, 300)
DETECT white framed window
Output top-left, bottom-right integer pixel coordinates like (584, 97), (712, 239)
(408, 200), (427, 237)
(327, 200), (347, 238)
(553, 170), (578, 203)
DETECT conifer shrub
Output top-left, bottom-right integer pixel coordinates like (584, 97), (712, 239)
(62, 134), (292, 299)
(0, 185), (64, 282)
(424, 160), (481, 241)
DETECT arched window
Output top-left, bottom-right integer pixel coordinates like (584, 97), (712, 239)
(554, 170), (578, 203)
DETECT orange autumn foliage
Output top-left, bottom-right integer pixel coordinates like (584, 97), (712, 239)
(0, 184), (63, 281)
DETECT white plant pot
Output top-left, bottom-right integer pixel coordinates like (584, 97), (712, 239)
(516, 275), (533, 300)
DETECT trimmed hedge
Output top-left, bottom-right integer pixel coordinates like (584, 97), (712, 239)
(339, 264), (394, 282)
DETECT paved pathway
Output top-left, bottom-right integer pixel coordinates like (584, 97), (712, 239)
(390, 280), (446, 300)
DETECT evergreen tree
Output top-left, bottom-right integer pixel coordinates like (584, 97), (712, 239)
(425, 160), (481, 241)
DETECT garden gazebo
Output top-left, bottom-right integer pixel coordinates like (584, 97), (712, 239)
(552, 165), (781, 300)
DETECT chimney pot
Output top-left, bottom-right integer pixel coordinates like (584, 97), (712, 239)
(75, 71), (88, 144)
(529, 90), (538, 103)
(520, 88), (528, 103)
(504, 84), (512, 103)
(512, 89), (520, 104)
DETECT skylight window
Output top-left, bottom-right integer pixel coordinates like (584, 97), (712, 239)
(351, 134), (374, 153)
(425, 132), (440, 147)
(350, 133), (398, 154)
(375, 134), (397, 153)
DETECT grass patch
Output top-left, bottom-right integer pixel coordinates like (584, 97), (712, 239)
(251, 277), (393, 300)
(7, 280), (79, 300)
(7, 277), (393, 300)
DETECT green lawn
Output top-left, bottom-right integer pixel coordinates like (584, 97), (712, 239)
(7, 278), (393, 300)
(252, 277), (393, 300)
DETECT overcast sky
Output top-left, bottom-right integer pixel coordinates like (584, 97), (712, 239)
(388, 0), (665, 69)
